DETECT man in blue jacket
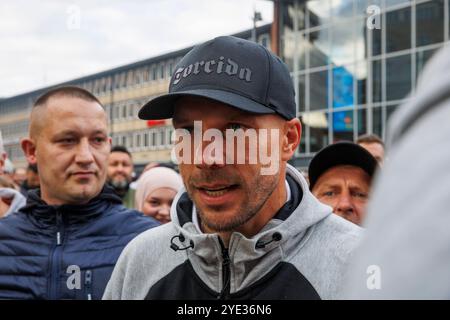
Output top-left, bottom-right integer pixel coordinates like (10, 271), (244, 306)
(0, 86), (159, 299)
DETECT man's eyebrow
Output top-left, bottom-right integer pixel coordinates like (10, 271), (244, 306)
(349, 185), (369, 192)
(91, 130), (108, 135)
(53, 130), (78, 137)
(317, 183), (340, 190)
(53, 129), (107, 137)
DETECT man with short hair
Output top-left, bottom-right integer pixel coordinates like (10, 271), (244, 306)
(0, 86), (159, 299)
(107, 145), (135, 208)
(308, 142), (378, 226)
(356, 133), (385, 165)
(104, 36), (362, 300)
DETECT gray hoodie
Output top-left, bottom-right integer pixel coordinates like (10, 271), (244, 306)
(103, 164), (362, 300)
(344, 46), (450, 299)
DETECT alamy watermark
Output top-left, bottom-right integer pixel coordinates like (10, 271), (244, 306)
(66, 4), (81, 30)
(366, 264), (382, 290)
(66, 265), (81, 290)
(367, 5), (381, 30)
(170, 121), (280, 176)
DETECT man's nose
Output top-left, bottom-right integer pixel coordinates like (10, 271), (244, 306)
(75, 139), (95, 165)
(115, 164), (126, 173)
(194, 137), (225, 169)
(334, 193), (354, 216)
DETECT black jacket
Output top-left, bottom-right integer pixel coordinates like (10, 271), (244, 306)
(0, 185), (159, 299)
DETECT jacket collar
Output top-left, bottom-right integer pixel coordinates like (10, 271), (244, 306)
(19, 184), (122, 225)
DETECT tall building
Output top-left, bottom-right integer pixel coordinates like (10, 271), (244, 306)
(271, 0), (449, 169)
(0, 24), (271, 171)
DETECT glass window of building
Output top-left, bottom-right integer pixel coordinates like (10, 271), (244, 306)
(309, 28), (330, 68)
(416, 48), (438, 81)
(128, 103), (134, 118)
(136, 133), (141, 148)
(298, 117), (306, 154)
(355, 0), (381, 17)
(372, 59), (382, 103)
(370, 17), (382, 57)
(309, 70), (328, 110)
(386, 6), (411, 53)
(331, 20), (355, 66)
(333, 65), (354, 109)
(416, 0), (444, 47)
(332, 109), (354, 142)
(152, 66), (158, 81)
(356, 61), (367, 105)
(298, 74), (306, 113)
(168, 129), (174, 145)
(283, 32), (308, 71)
(354, 18), (368, 61)
(372, 106), (382, 138)
(385, 0), (411, 8)
(357, 108), (367, 136)
(331, 0), (353, 19)
(160, 130), (166, 147)
(144, 132), (149, 147)
(386, 53), (411, 101)
(307, 0), (331, 28)
(159, 63), (165, 80)
(304, 111), (329, 152)
(152, 131), (157, 147)
(168, 61), (175, 77)
(386, 104), (398, 123)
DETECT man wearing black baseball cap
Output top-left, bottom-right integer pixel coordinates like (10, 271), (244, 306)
(104, 36), (362, 300)
(309, 142), (379, 226)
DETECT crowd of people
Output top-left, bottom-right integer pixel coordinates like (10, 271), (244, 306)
(0, 35), (448, 299)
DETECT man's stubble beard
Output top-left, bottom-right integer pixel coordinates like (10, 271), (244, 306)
(188, 170), (280, 233)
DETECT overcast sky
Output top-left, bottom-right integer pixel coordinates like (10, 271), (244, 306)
(0, 0), (273, 98)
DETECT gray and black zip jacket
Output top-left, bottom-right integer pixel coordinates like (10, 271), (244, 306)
(103, 164), (362, 300)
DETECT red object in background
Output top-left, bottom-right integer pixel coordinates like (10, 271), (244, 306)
(146, 120), (166, 127)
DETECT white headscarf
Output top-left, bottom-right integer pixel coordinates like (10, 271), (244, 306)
(134, 167), (183, 212)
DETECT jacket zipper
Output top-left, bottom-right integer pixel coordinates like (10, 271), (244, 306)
(85, 270), (92, 300)
(49, 210), (64, 299)
(218, 238), (230, 299)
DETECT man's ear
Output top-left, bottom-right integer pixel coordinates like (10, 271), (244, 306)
(281, 118), (301, 161)
(21, 138), (38, 165)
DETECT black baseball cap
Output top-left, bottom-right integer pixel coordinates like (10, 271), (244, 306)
(308, 142), (379, 191)
(138, 36), (296, 120)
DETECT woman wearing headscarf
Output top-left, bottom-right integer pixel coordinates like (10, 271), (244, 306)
(135, 166), (183, 224)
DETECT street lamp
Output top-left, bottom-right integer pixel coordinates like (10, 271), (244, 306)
(252, 10), (263, 42)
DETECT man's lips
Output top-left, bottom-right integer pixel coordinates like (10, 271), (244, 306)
(194, 183), (238, 191)
(71, 171), (96, 177)
(193, 183), (240, 204)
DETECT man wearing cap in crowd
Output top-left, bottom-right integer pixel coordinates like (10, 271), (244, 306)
(308, 142), (379, 226)
(104, 36), (362, 300)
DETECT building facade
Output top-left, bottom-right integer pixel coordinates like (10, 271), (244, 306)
(272, 0), (449, 168)
(0, 24), (271, 172)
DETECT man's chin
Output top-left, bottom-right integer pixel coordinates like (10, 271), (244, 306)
(67, 187), (101, 204)
(196, 206), (244, 232)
